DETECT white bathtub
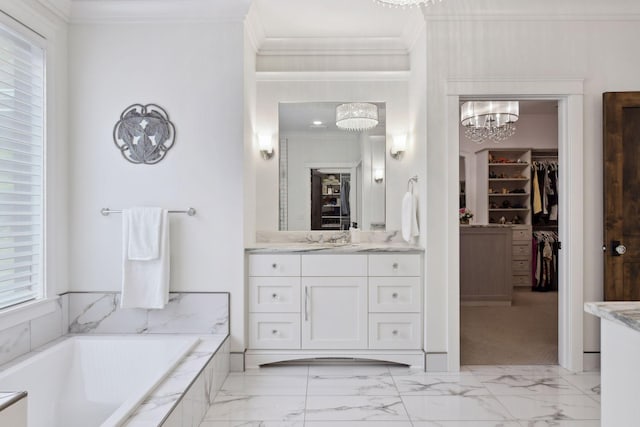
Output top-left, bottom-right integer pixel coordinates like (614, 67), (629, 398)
(0, 335), (199, 427)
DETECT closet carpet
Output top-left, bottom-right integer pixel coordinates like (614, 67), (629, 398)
(461, 288), (558, 365)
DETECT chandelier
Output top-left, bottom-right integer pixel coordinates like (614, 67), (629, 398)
(460, 101), (519, 143)
(374, 0), (443, 8)
(336, 102), (379, 131)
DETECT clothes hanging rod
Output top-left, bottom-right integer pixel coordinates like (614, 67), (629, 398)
(101, 207), (196, 216)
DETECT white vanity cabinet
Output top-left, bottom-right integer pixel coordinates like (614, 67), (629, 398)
(301, 255), (368, 349)
(248, 255), (301, 349)
(368, 254), (422, 350)
(246, 250), (424, 368)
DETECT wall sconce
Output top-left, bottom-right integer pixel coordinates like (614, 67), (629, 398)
(374, 168), (384, 183)
(390, 134), (407, 160)
(258, 134), (274, 160)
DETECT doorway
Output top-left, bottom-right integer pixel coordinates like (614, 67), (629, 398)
(442, 79), (585, 372)
(458, 100), (560, 364)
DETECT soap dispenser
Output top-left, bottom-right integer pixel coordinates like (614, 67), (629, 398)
(349, 222), (360, 244)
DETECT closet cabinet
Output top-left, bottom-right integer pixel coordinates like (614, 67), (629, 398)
(246, 251), (424, 367)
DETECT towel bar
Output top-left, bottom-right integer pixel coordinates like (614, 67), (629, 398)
(101, 208), (196, 216)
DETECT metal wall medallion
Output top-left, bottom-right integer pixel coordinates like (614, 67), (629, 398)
(113, 104), (176, 164)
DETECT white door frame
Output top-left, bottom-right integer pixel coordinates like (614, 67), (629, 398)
(445, 79), (584, 372)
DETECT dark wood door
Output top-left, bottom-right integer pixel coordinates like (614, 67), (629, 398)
(603, 92), (640, 300)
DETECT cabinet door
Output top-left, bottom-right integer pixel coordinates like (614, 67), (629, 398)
(301, 277), (367, 349)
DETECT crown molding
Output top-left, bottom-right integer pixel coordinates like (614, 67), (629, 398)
(256, 71), (410, 82)
(37, 0), (72, 21)
(70, 0), (252, 24)
(244, 2), (265, 54)
(424, 12), (640, 22)
(257, 36), (409, 56)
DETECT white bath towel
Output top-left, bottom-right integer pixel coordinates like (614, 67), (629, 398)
(121, 208), (170, 309)
(126, 207), (162, 260)
(401, 192), (419, 243)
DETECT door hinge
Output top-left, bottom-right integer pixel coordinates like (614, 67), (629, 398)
(558, 241), (562, 250)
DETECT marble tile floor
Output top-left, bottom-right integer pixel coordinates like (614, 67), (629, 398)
(199, 364), (601, 427)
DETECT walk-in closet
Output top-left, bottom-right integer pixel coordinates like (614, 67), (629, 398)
(459, 100), (560, 365)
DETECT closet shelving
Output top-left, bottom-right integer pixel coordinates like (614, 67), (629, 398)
(314, 173), (351, 230)
(476, 148), (532, 225)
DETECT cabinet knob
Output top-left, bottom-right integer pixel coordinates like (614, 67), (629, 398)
(272, 263), (277, 269)
(392, 330), (398, 336)
(271, 293), (279, 301)
(392, 263), (399, 270)
(392, 292), (398, 299)
(272, 329), (279, 335)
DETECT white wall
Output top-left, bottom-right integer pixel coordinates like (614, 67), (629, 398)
(424, 3), (640, 361)
(255, 78), (411, 232)
(68, 20), (247, 351)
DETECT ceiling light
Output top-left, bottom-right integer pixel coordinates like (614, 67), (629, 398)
(336, 103), (379, 131)
(460, 101), (519, 144)
(374, 0), (443, 8)
(313, 120), (323, 126)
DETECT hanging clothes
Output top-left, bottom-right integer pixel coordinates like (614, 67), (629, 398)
(532, 160), (559, 226)
(532, 231), (559, 292)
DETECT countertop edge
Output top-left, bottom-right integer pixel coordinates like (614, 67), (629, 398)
(244, 245), (424, 254)
(585, 301), (640, 333)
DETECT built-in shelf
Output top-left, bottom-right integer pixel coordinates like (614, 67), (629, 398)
(488, 163), (530, 166)
(489, 178), (528, 182)
(489, 208), (530, 212)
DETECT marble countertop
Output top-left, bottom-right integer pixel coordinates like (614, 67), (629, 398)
(245, 243), (424, 253)
(585, 302), (640, 333)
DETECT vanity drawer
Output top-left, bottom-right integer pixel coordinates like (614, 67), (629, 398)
(249, 313), (300, 349)
(369, 277), (421, 312)
(249, 277), (301, 313)
(368, 313), (421, 349)
(512, 259), (529, 272)
(368, 254), (421, 277)
(249, 254), (300, 277)
(301, 254), (367, 276)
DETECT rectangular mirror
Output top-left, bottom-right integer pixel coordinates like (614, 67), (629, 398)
(278, 102), (386, 231)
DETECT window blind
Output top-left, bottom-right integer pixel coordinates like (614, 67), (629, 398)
(0, 22), (44, 310)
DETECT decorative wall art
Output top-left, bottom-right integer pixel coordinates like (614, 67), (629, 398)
(113, 103), (176, 164)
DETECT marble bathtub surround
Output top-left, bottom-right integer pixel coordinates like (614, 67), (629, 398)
(67, 292), (229, 335)
(245, 243), (423, 254)
(0, 295), (67, 366)
(200, 364), (601, 426)
(124, 335), (230, 427)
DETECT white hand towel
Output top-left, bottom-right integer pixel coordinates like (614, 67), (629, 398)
(121, 208), (170, 309)
(401, 192), (419, 243)
(126, 207), (163, 260)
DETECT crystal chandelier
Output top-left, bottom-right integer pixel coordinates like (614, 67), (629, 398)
(460, 101), (519, 143)
(336, 102), (379, 131)
(374, 0), (443, 8)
